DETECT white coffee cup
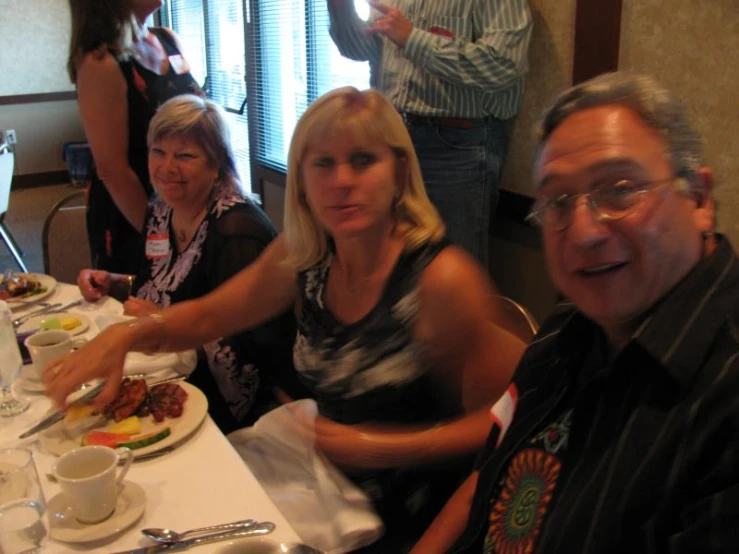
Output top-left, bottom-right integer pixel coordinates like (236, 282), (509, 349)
(52, 446), (133, 524)
(24, 330), (87, 380)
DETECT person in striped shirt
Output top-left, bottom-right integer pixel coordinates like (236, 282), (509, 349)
(327, 0), (532, 268)
(413, 72), (739, 553)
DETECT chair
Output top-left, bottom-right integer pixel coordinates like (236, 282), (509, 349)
(0, 148), (29, 272)
(492, 295), (539, 343)
(42, 191), (91, 283)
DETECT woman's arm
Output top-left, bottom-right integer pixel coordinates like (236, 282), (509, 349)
(76, 51), (148, 230)
(44, 236), (297, 407)
(313, 246), (526, 468)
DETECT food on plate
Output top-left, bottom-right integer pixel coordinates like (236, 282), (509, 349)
(0, 273), (47, 299)
(103, 378), (189, 422)
(41, 316), (83, 331)
(64, 404), (98, 423)
(104, 378), (149, 421)
(81, 427), (171, 449)
(107, 415), (141, 435)
(147, 382), (188, 421)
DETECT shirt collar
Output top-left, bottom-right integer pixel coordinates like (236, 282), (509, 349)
(556, 235), (739, 390)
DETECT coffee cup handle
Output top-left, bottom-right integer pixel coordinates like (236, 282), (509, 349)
(71, 337), (88, 350)
(114, 447), (133, 484)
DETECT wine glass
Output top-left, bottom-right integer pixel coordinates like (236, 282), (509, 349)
(0, 448), (47, 553)
(0, 302), (29, 417)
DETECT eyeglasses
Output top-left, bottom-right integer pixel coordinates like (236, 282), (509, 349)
(526, 176), (684, 232)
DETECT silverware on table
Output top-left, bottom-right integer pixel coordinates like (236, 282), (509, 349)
(108, 521), (275, 553)
(17, 380), (106, 439)
(15, 299), (85, 333)
(12, 302), (63, 328)
(142, 518), (257, 543)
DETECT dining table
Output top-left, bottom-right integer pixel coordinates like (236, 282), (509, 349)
(1, 281), (302, 553)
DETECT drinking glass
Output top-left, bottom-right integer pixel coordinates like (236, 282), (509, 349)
(0, 301), (28, 417)
(0, 449), (47, 553)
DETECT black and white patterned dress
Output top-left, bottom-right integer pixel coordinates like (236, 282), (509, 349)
(133, 183), (295, 433)
(294, 239), (471, 549)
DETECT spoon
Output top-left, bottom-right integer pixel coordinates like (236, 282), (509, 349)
(142, 518), (257, 543)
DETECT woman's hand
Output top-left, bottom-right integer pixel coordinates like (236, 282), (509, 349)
(41, 323), (134, 409)
(77, 269), (112, 301)
(123, 297), (160, 316)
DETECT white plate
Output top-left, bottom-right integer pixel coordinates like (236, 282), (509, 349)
(16, 311), (91, 336)
(17, 364), (46, 393)
(48, 480), (145, 543)
(40, 381), (208, 458)
(4, 273), (57, 310)
(215, 538), (284, 554)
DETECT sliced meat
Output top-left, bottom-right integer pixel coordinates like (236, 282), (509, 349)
(149, 383), (188, 421)
(104, 378), (149, 422)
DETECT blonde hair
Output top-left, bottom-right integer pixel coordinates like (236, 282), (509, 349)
(284, 87), (444, 270)
(148, 94), (243, 194)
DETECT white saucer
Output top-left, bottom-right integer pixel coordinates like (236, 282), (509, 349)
(17, 311), (91, 336)
(48, 480), (146, 543)
(17, 364), (46, 393)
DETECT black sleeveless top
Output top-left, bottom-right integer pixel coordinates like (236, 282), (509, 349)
(87, 28), (202, 274)
(294, 240), (471, 549)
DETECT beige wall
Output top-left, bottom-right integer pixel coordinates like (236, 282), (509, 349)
(620, 0), (739, 244)
(0, 0), (84, 175)
(0, 101), (85, 174)
(501, 0), (576, 196)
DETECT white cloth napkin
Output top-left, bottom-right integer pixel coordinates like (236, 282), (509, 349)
(227, 400), (384, 553)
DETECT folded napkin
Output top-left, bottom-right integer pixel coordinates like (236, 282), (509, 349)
(228, 400), (384, 553)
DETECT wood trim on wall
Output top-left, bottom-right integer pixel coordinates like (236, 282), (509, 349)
(13, 170), (70, 189)
(572, 0), (623, 84)
(0, 91), (77, 106)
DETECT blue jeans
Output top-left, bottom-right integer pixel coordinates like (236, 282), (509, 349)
(407, 117), (508, 268)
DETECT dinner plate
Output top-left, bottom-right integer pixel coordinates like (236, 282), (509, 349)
(40, 381), (208, 458)
(16, 311), (91, 336)
(48, 480), (145, 543)
(4, 273), (57, 310)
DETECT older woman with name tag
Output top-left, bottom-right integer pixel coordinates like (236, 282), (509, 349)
(75, 95), (297, 434)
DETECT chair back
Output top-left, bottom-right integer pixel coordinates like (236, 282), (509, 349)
(0, 150), (13, 216)
(492, 295), (539, 343)
(43, 191), (91, 283)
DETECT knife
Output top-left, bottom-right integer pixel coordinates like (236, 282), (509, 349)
(108, 521), (276, 554)
(18, 380), (106, 439)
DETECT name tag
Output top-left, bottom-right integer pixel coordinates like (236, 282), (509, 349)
(146, 233), (170, 259)
(169, 54), (190, 75)
(490, 383), (518, 447)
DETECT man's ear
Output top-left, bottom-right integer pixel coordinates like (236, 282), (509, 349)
(692, 167), (715, 232)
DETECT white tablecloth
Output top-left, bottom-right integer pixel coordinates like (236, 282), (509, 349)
(1, 283), (301, 553)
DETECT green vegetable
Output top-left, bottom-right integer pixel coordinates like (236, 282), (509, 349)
(117, 427), (171, 450)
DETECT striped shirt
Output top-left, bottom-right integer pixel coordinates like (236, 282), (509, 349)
(327, 0), (533, 120)
(453, 235), (739, 553)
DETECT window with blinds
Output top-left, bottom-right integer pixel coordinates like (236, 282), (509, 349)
(248, 0), (370, 172)
(163, 0), (370, 185)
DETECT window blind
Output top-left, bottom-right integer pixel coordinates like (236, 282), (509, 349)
(247, 0), (371, 172)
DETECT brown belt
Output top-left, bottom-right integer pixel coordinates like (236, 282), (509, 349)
(401, 112), (477, 129)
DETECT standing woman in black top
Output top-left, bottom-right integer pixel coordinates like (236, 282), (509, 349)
(67, 0), (202, 274)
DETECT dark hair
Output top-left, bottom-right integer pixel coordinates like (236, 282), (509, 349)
(537, 72), (704, 182)
(67, 0), (134, 83)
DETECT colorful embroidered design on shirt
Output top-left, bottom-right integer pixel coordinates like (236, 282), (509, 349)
(483, 408), (573, 553)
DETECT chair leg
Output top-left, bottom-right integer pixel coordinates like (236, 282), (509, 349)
(0, 222), (29, 273)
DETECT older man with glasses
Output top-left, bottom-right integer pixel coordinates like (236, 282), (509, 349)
(412, 72), (739, 554)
